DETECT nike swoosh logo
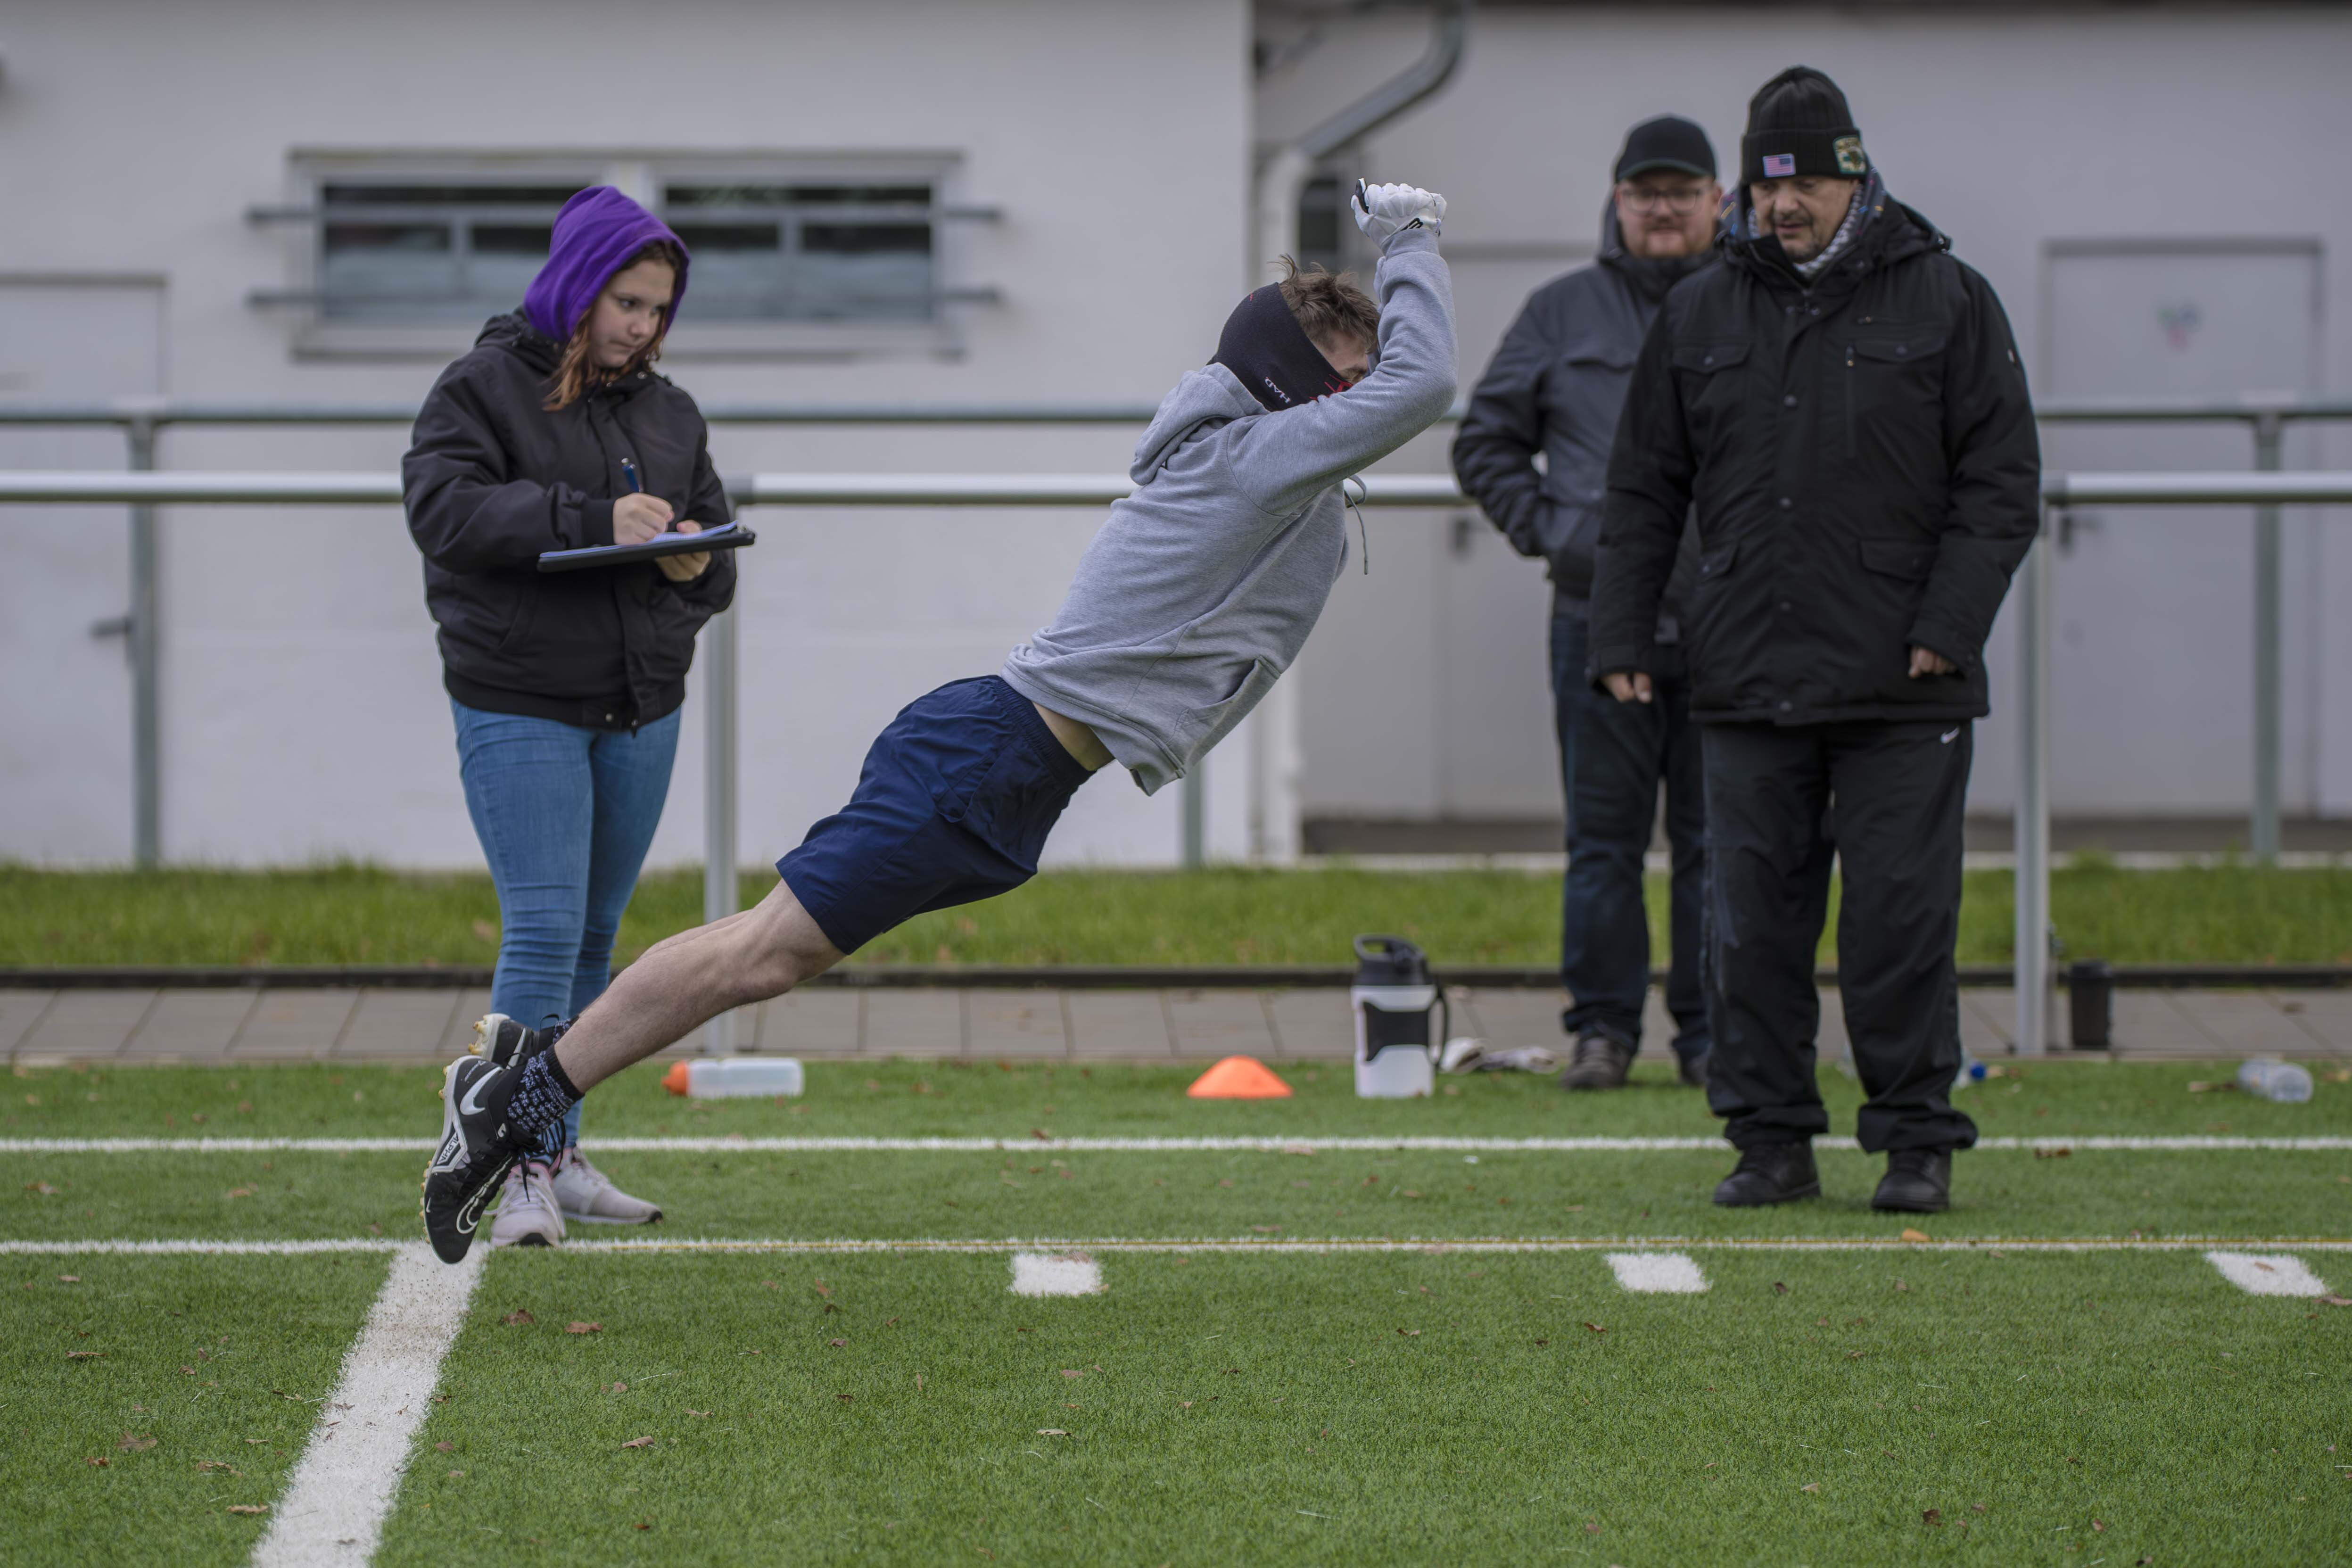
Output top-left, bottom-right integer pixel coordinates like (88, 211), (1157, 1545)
(458, 1070), (495, 1118)
(1940, 728), (1959, 744)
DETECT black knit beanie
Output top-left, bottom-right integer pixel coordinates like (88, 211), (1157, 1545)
(1741, 66), (1868, 184)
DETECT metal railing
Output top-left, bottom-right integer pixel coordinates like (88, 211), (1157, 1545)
(6, 393), (2347, 870)
(9, 467), (2349, 1064)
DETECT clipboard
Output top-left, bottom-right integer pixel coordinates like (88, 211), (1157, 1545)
(537, 521), (757, 574)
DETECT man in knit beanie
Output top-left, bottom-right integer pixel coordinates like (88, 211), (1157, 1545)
(1589, 66), (2040, 1215)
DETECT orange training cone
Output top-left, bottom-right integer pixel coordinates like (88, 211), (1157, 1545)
(1186, 1056), (1292, 1099)
(660, 1061), (693, 1097)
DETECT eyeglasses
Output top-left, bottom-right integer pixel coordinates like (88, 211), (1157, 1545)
(1617, 185), (1711, 215)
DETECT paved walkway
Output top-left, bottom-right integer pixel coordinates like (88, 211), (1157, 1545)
(4, 985), (2348, 1066)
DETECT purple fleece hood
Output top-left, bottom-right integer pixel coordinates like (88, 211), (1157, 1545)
(521, 187), (690, 344)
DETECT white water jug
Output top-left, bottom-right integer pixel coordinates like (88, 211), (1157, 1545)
(1352, 935), (1447, 1098)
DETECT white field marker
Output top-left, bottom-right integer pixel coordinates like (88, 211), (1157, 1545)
(1010, 1252), (1104, 1296)
(248, 1241), (486, 1568)
(1604, 1252), (1709, 1293)
(9, 1236), (2352, 1257)
(2204, 1251), (2331, 1297)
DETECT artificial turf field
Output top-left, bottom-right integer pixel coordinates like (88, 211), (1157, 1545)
(5, 1056), (2351, 1565)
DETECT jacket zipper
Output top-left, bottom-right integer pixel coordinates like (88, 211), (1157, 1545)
(1843, 344), (1856, 458)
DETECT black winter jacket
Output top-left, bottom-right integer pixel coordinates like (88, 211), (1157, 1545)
(1590, 194), (2038, 726)
(403, 313), (736, 730)
(1451, 204), (1702, 627)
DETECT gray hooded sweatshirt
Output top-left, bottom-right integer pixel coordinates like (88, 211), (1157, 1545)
(1000, 226), (1455, 795)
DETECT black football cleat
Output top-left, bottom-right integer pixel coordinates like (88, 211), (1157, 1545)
(1557, 1030), (1635, 1091)
(1712, 1141), (1821, 1207)
(421, 1050), (531, 1264)
(1871, 1146), (1954, 1213)
(470, 1011), (562, 1068)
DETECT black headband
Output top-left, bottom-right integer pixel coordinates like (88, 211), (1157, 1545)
(1211, 284), (1350, 412)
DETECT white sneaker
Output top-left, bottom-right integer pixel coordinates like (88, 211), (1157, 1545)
(489, 1159), (565, 1248)
(552, 1150), (663, 1225)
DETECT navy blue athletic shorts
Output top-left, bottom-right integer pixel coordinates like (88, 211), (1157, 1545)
(776, 676), (1095, 954)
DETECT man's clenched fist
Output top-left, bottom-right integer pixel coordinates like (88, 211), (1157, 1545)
(1352, 181), (1446, 245)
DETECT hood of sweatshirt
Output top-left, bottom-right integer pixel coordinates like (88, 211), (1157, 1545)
(1127, 363), (1264, 484)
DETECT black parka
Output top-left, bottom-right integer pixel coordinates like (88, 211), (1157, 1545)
(403, 313), (736, 730)
(1451, 204), (1701, 625)
(1589, 195), (2038, 725)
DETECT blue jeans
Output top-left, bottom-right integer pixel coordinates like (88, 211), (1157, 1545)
(1550, 596), (1709, 1063)
(451, 700), (682, 1152)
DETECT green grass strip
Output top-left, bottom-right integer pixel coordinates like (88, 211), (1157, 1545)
(8, 860), (2352, 968)
(0, 1254), (393, 1565)
(375, 1248), (2351, 1566)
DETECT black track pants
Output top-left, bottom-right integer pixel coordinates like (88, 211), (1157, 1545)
(1700, 719), (1977, 1153)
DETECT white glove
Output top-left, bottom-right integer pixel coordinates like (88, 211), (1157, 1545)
(1351, 180), (1445, 245)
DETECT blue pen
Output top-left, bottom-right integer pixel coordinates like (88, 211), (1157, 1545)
(620, 457), (641, 494)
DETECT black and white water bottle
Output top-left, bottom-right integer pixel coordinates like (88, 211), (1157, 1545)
(1352, 935), (1447, 1098)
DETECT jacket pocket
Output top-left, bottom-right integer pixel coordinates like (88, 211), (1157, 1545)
(492, 579), (539, 655)
(1858, 538), (1937, 582)
(1671, 341), (1750, 446)
(1178, 658), (1280, 757)
(1684, 536), (1741, 708)
(1843, 329), (1948, 464)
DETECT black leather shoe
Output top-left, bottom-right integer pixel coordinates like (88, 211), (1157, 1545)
(1712, 1141), (1820, 1207)
(1677, 1052), (1710, 1089)
(1871, 1146), (1953, 1213)
(1558, 1030), (1634, 1091)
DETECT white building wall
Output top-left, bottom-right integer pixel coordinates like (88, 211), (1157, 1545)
(0, 0), (1253, 868)
(1261, 4), (2352, 824)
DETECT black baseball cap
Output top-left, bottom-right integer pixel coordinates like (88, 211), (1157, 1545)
(1614, 115), (1717, 182)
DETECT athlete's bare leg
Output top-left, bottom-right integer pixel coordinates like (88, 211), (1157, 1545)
(550, 879), (844, 1092)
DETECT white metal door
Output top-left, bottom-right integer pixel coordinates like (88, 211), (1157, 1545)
(0, 278), (165, 863)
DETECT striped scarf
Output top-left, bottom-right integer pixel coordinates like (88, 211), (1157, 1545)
(1744, 167), (1888, 280)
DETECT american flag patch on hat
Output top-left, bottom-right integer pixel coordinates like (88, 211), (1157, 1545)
(1763, 153), (1796, 178)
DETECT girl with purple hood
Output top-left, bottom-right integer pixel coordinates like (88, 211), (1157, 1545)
(402, 187), (735, 1247)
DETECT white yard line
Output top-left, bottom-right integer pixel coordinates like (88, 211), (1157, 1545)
(2204, 1251), (2333, 1296)
(1604, 1252), (1710, 1293)
(248, 1242), (485, 1568)
(8, 1134), (2351, 1154)
(19, 1234), (2344, 1256)
(1009, 1252), (1105, 1295)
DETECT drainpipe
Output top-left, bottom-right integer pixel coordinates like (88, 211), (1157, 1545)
(1243, 0), (1472, 863)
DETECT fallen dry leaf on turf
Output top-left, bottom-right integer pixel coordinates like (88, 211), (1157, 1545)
(565, 1321), (602, 1335)
(1059, 1369), (1085, 1378)
(609, 1381), (627, 1394)
(1584, 1322), (1606, 1335)
(828, 1339), (848, 1348)
(66, 1351), (102, 1360)
(634, 1520), (651, 1531)
(1847, 1350), (1867, 1360)
(1923, 1508), (1942, 1525)
(1899, 1229), (1930, 1243)
(225, 1187), (256, 1199)
(25, 1181), (56, 1195)
(501, 1309), (535, 1326)
(1036, 1428), (1068, 1436)
(433, 1442), (453, 1453)
(2317, 1294), (2351, 1308)
(196, 1461), (239, 1474)
(2034, 1147), (2072, 1161)
(57, 1275), (79, 1284)
(1584, 1522), (1601, 1535)
(226, 1505), (267, 1515)
(1398, 1329), (1420, 1337)
(686, 1409), (711, 1418)
(620, 1436), (655, 1449)
(1774, 1281), (1788, 1295)
(116, 1435), (155, 1452)
(83, 1456), (108, 1468)
(2093, 1519), (2108, 1533)
(1800, 1483), (1819, 1494)
(837, 1394), (853, 1403)
(1895, 1280), (1911, 1293)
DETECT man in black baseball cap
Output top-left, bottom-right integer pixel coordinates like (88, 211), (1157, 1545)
(1452, 115), (1721, 1095)
(1591, 66), (2040, 1214)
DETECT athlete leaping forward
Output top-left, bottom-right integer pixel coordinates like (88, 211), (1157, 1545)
(423, 182), (1457, 1261)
